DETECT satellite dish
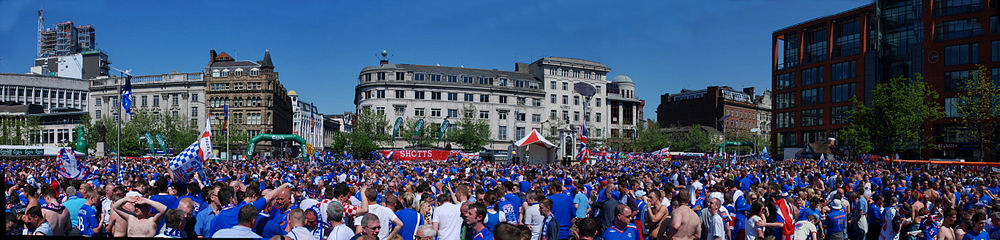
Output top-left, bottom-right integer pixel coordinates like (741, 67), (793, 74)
(574, 82), (596, 97)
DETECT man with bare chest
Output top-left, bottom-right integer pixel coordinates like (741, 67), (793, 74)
(665, 190), (701, 240)
(113, 194), (168, 237)
(40, 187), (70, 236)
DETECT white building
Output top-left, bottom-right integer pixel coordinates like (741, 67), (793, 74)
(0, 73), (89, 113)
(289, 90), (324, 152)
(355, 59), (547, 157)
(88, 72), (206, 130)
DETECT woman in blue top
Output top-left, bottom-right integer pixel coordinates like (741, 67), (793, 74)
(482, 189), (506, 233)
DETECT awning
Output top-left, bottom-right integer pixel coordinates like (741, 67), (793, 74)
(514, 129), (556, 148)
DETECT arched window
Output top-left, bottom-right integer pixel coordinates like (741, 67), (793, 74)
(235, 68), (244, 77)
(250, 68), (260, 76)
(212, 69), (220, 77)
(221, 69), (230, 77)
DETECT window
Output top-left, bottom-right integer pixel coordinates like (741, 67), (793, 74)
(499, 96), (508, 104)
(779, 132), (798, 147)
(834, 19), (860, 57)
(396, 90), (405, 99)
(394, 106), (405, 116)
(498, 78), (507, 86)
(498, 111), (508, 120)
(480, 94), (489, 103)
(377, 90), (386, 98)
(394, 72), (404, 80)
(515, 127), (525, 140)
(448, 109), (458, 117)
(172, 94), (179, 106)
(221, 70), (230, 77)
(95, 97), (101, 106)
(573, 70), (581, 78)
(431, 92), (441, 100)
(250, 68), (259, 76)
(192, 94), (198, 102)
(573, 96), (580, 105)
(377, 72), (386, 80)
(142, 96), (148, 107)
(944, 70), (973, 92)
(447, 93), (457, 101)
(776, 112), (795, 128)
(936, 18), (984, 41)
(562, 95), (568, 105)
(532, 114), (541, 123)
(574, 111), (580, 121)
(479, 111), (489, 119)
(945, 98), (961, 117)
(463, 76), (474, 83)
(515, 80), (525, 88)
(561, 69), (569, 77)
(415, 91), (425, 99)
(776, 72), (795, 90)
(802, 109), (823, 127)
(550, 81), (557, 89)
(775, 92), (795, 109)
(517, 112), (526, 121)
(831, 83), (855, 103)
(562, 82), (568, 90)
(783, 33), (800, 68)
(550, 110), (558, 120)
(431, 109), (441, 117)
(533, 98), (541, 106)
(805, 26), (828, 63)
(464, 110), (474, 118)
(832, 106), (851, 124)
(831, 61), (856, 81)
(498, 126), (508, 140)
(430, 74), (441, 81)
(562, 111), (569, 121)
(96, 110), (101, 119)
(517, 97), (526, 105)
(414, 73), (425, 81)
(376, 107), (385, 115)
(153, 95), (160, 107)
(464, 94), (474, 102)
(595, 98), (602, 107)
(447, 75), (457, 82)
(212, 69), (220, 77)
(802, 67), (823, 86)
(945, 43), (979, 66)
(993, 41), (1000, 62)
(550, 94), (556, 104)
(801, 88), (823, 106)
(478, 77), (491, 85)
(803, 130), (827, 144)
(596, 113), (602, 122)
(933, 0), (983, 16)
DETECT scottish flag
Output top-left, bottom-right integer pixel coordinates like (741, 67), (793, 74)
(121, 75), (133, 115)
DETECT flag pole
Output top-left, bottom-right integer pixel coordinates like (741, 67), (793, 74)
(226, 114), (230, 161)
(116, 72), (122, 179)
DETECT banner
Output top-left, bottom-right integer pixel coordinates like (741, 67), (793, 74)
(392, 117), (403, 140)
(379, 150), (459, 161)
(414, 119), (424, 139)
(439, 120), (450, 141)
(144, 132), (156, 155)
(56, 148), (90, 180)
(155, 134), (168, 155)
(169, 141), (208, 185)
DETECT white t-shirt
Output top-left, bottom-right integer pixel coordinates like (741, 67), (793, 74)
(355, 204), (400, 240)
(746, 216), (763, 240)
(432, 202), (463, 240)
(710, 214), (726, 240)
(879, 207), (898, 240)
(524, 204), (544, 240)
(328, 224), (355, 240)
(792, 220), (817, 240)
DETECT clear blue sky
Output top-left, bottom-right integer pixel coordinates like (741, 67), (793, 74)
(0, 0), (870, 120)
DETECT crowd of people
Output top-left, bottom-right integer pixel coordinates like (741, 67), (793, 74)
(4, 155), (1000, 240)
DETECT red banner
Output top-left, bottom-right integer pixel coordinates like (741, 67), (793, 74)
(380, 150), (459, 161)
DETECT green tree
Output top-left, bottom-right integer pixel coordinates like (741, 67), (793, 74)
(634, 121), (670, 152)
(672, 124), (716, 152)
(954, 65), (1000, 161)
(346, 109), (389, 158)
(447, 105), (490, 152)
(0, 116), (41, 145)
(839, 74), (943, 157)
(399, 118), (435, 147)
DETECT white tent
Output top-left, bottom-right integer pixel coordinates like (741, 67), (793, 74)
(514, 129), (556, 164)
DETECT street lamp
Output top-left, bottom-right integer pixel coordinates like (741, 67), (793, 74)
(750, 128), (760, 155)
(718, 115), (732, 158)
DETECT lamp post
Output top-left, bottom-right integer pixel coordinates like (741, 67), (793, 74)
(718, 115), (731, 158)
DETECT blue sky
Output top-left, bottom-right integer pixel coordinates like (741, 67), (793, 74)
(0, 0), (870, 120)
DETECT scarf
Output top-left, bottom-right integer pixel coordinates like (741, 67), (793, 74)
(161, 227), (184, 238)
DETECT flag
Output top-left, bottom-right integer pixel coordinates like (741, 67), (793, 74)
(576, 122), (590, 163)
(761, 146), (773, 164)
(818, 154), (827, 168)
(223, 105), (229, 132)
(169, 141), (209, 185)
(199, 117), (215, 160)
(730, 150), (737, 165)
(121, 75), (133, 116)
(56, 148), (90, 180)
(310, 103), (316, 129)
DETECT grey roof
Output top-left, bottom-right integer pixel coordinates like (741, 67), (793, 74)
(0, 103), (43, 114)
(544, 57), (606, 67)
(0, 73), (89, 91)
(210, 61), (260, 68)
(369, 64), (540, 82)
(260, 50), (274, 68)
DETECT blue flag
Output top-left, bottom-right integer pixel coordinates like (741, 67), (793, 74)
(121, 75), (133, 115)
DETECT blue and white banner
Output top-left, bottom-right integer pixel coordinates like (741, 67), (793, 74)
(56, 148), (90, 180)
(169, 141), (208, 185)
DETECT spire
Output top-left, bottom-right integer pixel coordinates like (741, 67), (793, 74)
(260, 49), (274, 69)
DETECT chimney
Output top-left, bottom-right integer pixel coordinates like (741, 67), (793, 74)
(743, 87), (755, 96)
(380, 59), (389, 65)
(210, 49), (217, 63)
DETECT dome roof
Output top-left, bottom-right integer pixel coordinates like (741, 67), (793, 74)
(287, 90), (298, 96)
(611, 75), (633, 83)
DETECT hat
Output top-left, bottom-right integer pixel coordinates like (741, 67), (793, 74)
(125, 191), (141, 198)
(830, 199), (843, 210)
